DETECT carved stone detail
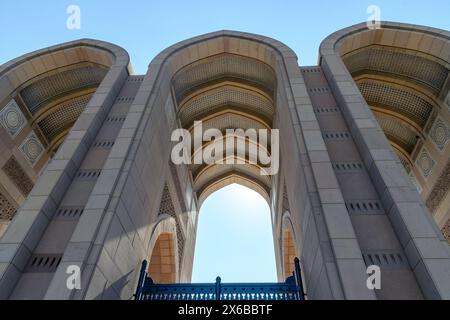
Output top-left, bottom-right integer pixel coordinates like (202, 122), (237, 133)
(416, 146), (435, 178)
(0, 192), (17, 220)
(429, 116), (449, 151)
(0, 99), (27, 138)
(426, 160), (450, 214)
(442, 218), (450, 244)
(19, 131), (45, 166)
(358, 80), (433, 127)
(2, 156), (34, 196)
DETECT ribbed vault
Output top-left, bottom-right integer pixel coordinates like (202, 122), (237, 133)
(343, 45), (448, 95)
(179, 83), (274, 128)
(373, 110), (419, 154)
(326, 22), (450, 229)
(171, 53), (276, 206)
(17, 62), (108, 153)
(340, 37), (449, 171)
(172, 53), (276, 103)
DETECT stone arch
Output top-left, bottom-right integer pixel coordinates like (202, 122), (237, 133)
(319, 21), (450, 298)
(3, 27), (450, 300)
(327, 23), (448, 147)
(0, 39), (131, 225)
(320, 23), (450, 217)
(0, 38), (131, 300)
(0, 39), (130, 155)
(126, 30), (374, 299)
(140, 30), (302, 216)
(281, 211), (298, 281)
(196, 166), (271, 207)
(147, 215), (179, 283)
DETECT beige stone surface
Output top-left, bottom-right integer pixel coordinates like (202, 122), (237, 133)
(0, 22), (449, 300)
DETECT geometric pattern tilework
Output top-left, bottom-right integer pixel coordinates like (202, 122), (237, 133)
(375, 112), (418, 154)
(19, 131), (45, 166)
(38, 93), (93, 143)
(358, 81), (434, 127)
(416, 146), (435, 178)
(179, 86), (274, 127)
(19, 66), (107, 115)
(344, 47), (449, 94)
(426, 161), (450, 214)
(442, 218), (450, 244)
(2, 156), (34, 196)
(172, 53), (276, 103)
(194, 112), (268, 140)
(0, 192), (17, 220)
(429, 116), (450, 151)
(158, 184), (185, 265)
(0, 99), (27, 138)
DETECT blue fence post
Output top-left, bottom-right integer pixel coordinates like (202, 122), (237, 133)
(294, 257), (306, 300)
(215, 276), (222, 300)
(134, 260), (148, 300)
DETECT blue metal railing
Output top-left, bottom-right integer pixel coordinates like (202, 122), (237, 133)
(134, 257), (306, 300)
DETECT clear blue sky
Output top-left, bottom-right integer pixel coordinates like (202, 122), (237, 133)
(1, 1), (449, 74)
(191, 184), (276, 283)
(1, 1), (448, 283)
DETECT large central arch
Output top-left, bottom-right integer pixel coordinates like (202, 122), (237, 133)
(100, 30), (376, 299)
(1, 24), (449, 300)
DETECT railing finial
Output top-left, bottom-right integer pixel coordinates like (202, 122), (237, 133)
(215, 276), (222, 300)
(134, 260), (148, 300)
(294, 257), (306, 300)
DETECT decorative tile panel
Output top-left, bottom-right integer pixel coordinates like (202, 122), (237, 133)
(426, 161), (450, 214)
(442, 218), (450, 244)
(375, 112), (417, 154)
(179, 85), (274, 128)
(416, 146), (435, 178)
(2, 156), (34, 196)
(37, 93), (92, 143)
(20, 66), (107, 114)
(19, 131), (45, 166)
(358, 80), (433, 127)
(172, 53), (276, 103)
(0, 99), (27, 138)
(0, 192), (17, 220)
(344, 47), (448, 93)
(429, 116), (449, 151)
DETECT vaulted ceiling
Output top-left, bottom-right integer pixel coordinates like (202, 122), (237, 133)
(171, 53), (276, 205)
(342, 45), (449, 171)
(17, 62), (108, 153)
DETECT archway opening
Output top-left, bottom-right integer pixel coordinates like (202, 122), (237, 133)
(282, 229), (296, 280)
(148, 232), (177, 284)
(191, 183), (276, 283)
